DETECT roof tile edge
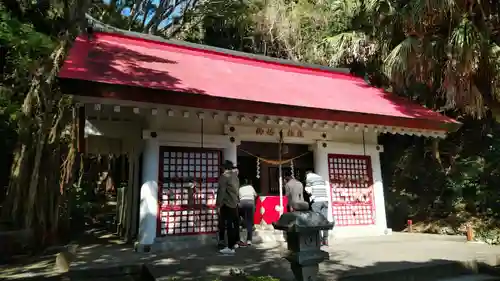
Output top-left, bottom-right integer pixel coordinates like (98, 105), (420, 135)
(80, 14), (461, 131)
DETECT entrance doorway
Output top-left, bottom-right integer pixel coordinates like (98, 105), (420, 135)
(237, 141), (313, 225)
(237, 141), (313, 192)
(237, 155), (260, 193)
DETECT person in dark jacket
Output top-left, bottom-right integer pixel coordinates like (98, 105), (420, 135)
(216, 160), (240, 255)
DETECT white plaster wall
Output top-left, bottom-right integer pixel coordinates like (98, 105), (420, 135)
(313, 140), (388, 238)
(142, 131), (236, 150)
(147, 115), (225, 135)
(224, 142), (238, 166)
(138, 138), (159, 246)
(329, 130), (378, 145)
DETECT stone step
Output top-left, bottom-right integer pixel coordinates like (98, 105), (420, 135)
(437, 275), (499, 281)
(248, 229), (286, 244)
(150, 227), (381, 252)
(151, 224), (389, 253)
(338, 262), (500, 281)
(150, 228), (285, 252)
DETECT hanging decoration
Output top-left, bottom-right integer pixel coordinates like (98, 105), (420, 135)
(256, 158), (261, 179)
(200, 119), (204, 148)
(290, 159), (295, 178)
(362, 130), (366, 156)
(238, 148), (310, 166)
(278, 130), (284, 216)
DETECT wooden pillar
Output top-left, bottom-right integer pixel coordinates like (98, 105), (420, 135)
(130, 147), (141, 239)
(77, 105), (86, 154)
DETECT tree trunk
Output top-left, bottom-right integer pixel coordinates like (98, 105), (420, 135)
(1, 0), (90, 246)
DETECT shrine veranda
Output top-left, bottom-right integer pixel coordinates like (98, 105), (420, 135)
(58, 28), (459, 251)
(77, 100), (422, 248)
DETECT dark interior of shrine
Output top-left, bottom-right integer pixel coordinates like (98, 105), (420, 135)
(237, 141), (314, 195)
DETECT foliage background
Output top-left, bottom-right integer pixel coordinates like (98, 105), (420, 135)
(2, 0), (500, 245)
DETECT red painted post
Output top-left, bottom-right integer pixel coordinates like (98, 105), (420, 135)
(466, 224), (474, 241)
(407, 219), (413, 232)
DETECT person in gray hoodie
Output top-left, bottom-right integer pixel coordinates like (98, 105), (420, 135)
(284, 171), (304, 212)
(216, 160), (240, 254)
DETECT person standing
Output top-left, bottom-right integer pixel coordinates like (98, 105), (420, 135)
(217, 166), (240, 248)
(305, 170), (330, 246)
(216, 160), (240, 254)
(237, 179), (257, 246)
(284, 171), (304, 212)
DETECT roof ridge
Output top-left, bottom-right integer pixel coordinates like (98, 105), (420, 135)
(84, 13), (353, 77)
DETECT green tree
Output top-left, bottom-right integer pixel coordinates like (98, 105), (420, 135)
(181, 0), (500, 236)
(1, 0), (89, 245)
(321, 0), (500, 233)
(324, 0), (500, 117)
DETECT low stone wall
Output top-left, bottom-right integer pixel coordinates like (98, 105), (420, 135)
(0, 227), (34, 262)
(67, 264), (150, 281)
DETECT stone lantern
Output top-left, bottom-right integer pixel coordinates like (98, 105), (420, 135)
(273, 202), (334, 281)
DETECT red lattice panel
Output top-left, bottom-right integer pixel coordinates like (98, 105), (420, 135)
(328, 154), (376, 226)
(158, 147), (222, 236)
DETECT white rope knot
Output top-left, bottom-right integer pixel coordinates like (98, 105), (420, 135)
(256, 158), (260, 179)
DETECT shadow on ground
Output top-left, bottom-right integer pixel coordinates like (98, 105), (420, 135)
(2, 228), (500, 281)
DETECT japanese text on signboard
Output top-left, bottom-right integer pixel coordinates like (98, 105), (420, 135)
(255, 128), (303, 138)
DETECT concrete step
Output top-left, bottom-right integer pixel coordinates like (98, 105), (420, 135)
(150, 226), (392, 252)
(150, 228), (285, 252)
(437, 275), (499, 281)
(337, 260), (500, 281)
(250, 229), (286, 244)
(340, 273), (500, 281)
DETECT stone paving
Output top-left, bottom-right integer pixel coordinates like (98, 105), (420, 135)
(2, 232), (500, 280)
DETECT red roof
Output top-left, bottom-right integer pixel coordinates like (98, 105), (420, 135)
(59, 32), (459, 131)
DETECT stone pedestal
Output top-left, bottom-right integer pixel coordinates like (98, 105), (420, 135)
(291, 263), (318, 281)
(273, 208), (334, 281)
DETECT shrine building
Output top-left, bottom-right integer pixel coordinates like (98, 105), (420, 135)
(58, 26), (460, 251)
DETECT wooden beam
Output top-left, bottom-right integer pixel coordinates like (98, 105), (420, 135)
(77, 105), (86, 154)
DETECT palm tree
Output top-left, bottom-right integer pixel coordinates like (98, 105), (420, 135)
(324, 0), (500, 119)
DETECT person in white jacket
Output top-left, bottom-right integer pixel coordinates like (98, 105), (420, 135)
(238, 178), (257, 245)
(305, 170), (330, 246)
